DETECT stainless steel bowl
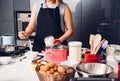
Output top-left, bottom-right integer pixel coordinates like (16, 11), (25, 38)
(76, 63), (113, 77)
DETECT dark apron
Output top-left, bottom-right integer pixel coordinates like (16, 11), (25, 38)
(32, 4), (67, 52)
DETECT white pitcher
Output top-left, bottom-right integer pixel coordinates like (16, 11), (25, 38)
(106, 44), (120, 78)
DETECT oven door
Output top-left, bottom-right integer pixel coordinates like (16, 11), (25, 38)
(19, 21), (36, 39)
(15, 11), (36, 39)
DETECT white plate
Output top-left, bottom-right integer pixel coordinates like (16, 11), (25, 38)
(0, 57), (12, 65)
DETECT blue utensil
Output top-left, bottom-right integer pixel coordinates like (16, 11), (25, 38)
(96, 40), (108, 54)
(96, 46), (103, 54)
(102, 40), (108, 49)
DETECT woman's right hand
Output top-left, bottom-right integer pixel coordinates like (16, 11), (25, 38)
(18, 31), (28, 39)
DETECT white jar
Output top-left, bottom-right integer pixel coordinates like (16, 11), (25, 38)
(68, 41), (82, 63)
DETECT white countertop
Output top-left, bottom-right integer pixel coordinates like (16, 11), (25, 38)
(0, 51), (40, 81)
(0, 51), (79, 81)
(0, 51), (117, 81)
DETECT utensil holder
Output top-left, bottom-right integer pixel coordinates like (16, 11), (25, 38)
(84, 51), (101, 63)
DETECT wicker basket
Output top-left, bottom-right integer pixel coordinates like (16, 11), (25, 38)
(35, 64), (75, 81)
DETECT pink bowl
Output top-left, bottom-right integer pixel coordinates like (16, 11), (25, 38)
(44, 48), (68, 64)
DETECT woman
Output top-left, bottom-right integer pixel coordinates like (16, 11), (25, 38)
(18, 0), (73, 52)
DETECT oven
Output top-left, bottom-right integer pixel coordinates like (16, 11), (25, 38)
(15, 11), (36, 39)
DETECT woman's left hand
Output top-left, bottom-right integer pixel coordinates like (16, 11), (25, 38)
(52, 39), (61, 45)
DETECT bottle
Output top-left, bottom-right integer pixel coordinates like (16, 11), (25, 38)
(68, 41), (82, 63)
(118, 63), (120, 79)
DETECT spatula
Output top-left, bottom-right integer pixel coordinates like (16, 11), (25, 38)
(94, 39), (105, 54)
(89, 34), (95, 53)
(27, 37), (32, 51)
(92, 34), (102, 54)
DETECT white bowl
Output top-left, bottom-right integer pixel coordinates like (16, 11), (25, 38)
(0, 57), (12, 65)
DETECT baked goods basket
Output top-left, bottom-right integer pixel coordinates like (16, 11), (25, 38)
(35, 60), (75, 81)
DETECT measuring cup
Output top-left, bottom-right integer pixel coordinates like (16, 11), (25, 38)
(44, 36), (54, 48)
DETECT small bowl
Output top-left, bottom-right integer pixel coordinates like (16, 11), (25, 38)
(0, 56), (12, 65)
(76, 63), (113, 77)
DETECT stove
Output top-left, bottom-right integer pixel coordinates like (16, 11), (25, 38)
(0, 46), (29, 57)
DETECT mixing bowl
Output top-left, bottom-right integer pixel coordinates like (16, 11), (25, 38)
(43, 45), (68, 64)
(76, 63), (113, 77)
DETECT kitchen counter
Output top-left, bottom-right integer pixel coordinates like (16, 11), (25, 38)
(0, 51), (78, 81)
(0, 51), (40, 81)
(0, 51), (79, 81)
(0, 51), (119, 81)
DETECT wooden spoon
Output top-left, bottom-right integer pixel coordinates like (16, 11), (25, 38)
(94, 39), (105, 54)
(89, 34), (95, 53)
(92, 34), (102, 54)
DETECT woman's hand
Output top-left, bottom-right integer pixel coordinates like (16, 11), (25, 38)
(18, 31), (28, 39)
(52, 39), (61, 45)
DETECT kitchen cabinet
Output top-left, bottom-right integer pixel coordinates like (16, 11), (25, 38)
(80, 0), (101, 48)
(13, 0), (30, 11)
(0, 0), (14, 35)
(65, 0), (120, 48)
(0, 21), (14, 35)
(109, 0), (118, 43)
(104, 0), (120, 44)
(0, 0), (14, 21)
(90, 0), (120, 45)
(113, 0), (120, 44)
(64, 0), (101, 48)
(118, 0), (120, 44)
